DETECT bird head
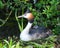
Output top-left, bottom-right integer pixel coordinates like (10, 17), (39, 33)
(18, 9), (34, 21)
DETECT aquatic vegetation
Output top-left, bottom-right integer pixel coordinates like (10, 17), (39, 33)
(0, 0), (60, 48)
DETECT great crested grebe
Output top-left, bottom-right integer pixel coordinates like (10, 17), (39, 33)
(18, 9), (52, 41)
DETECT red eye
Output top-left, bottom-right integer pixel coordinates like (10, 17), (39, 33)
(24, 13), (27, 16)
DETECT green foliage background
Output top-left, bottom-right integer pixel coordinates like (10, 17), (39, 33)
(0, 0), (60, 48)
(0, 0), (60, 34)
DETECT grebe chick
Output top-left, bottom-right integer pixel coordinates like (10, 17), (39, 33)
(18, 10), (52, 41)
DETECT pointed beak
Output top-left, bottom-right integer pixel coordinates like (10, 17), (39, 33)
(18, 14), (25, 18)
(18, 16), (23, 18)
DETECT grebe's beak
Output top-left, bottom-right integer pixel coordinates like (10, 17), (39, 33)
(18, 14), (25, 18)
(18, 16), (23, 18)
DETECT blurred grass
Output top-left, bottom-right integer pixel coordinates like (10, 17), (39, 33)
(0, 0), (60, 48)
(0, 35), (56, 48)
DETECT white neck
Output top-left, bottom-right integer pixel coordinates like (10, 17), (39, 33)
(25, 22), (32, 29)
(20, 22), (33, 41)
(22, 22), (33, 34)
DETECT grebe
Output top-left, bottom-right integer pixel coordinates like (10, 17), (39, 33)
(18, 10), (52, 41)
